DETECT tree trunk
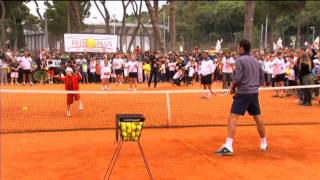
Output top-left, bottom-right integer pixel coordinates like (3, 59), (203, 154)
(169, 0), (176, 52)
(120, 0), (130, 52)
(145, 0), (164, 51)
(243, 1), (255, 42)
(296, 18), (301, 49)
(93, 0), (111, 34)
(0, 21), (5, 50)
(127, 0), (142, 52)
(69, 1), (81, 33)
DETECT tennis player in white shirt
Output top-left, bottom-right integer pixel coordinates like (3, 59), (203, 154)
(200, 51), (216, 99)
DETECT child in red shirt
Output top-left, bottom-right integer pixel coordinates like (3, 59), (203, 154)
(56, 67), (83, 117)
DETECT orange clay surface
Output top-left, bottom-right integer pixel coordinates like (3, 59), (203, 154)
(1, 82), (320, 179)
(1, 126), (320, 180)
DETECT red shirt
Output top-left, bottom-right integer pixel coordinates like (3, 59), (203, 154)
(58, 72), (82, 90)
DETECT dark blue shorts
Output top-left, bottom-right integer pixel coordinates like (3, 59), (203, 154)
(231, 93), (261, 116)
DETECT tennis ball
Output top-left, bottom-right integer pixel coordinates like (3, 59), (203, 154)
(132, 124), (137, 131)
(123, 137), (128, 141)
(22, 106), (28, 111)
(126, 122), (132, 128)
(136, 131), (141, 137)
(131, 131), (136, 138)
(122, 132), (127, 137)
(121, 123), (126, 131)
(134, 137), (139, 141)
(85, 38), (96, 48)
(127, 128), (132, 133)
(138, 122), (143, 126)
(136, 125), (142, 131)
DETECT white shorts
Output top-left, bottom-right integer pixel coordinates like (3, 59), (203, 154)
(11, 72), (18, 78)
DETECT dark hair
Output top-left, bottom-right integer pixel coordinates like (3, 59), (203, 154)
(239, 39), (251, 52)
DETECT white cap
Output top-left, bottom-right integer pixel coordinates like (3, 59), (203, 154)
(314, 59), (320, 64)
(66, 67), (73, 73)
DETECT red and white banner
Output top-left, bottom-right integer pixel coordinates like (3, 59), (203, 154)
(64, 34), (117, 52)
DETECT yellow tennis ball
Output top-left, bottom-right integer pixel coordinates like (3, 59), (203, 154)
(22, 106), (28, 111)
(134, 137), (139, 141)
(127, 128), (132, 133)
(136, 131), (141, 137)
(86, 38), (96, 48)
(126, 122), (132, 129)
(138, 122), (143, 126)
(136, 125), (142, 131)
(122, 132), (127, 137)
(131, 131), (136, 137)
(132, 124), (137, 131)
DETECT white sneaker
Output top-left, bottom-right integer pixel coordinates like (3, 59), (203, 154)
(79, 104), (83, 111)
(128, 88), (132, 91)
(101, 87), (105, 91)
(133, 89), (137, 91)
(67, 112), (71, 117)
(260, 143), (268, 151)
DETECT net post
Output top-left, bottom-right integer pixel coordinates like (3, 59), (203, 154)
(165, 92), (172, 127)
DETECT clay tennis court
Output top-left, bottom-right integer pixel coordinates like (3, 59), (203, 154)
(1, 83), (320, 179)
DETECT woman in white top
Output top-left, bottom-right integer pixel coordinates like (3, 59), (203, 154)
(19, 51), (33, 85)
(128, 55), (139, 91)
(221, 51), (235, 89)
(137, 60), (144, 83)
(200, 52), (216, 98)
(263, 55), (274, 87)
(272, 52), (286, 97)
(159, 61), (166, 82)
(167, 60), (176, 82)
(100, 59), (112, 90)
(89, 58), (97, 83)
(123, 59), (129, 84)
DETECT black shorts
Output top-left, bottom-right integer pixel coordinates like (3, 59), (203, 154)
(275, 73), (285, 82)
(287, 80), (297, 86)
(128, 72), (138, 78)
(231, 93), (261, 116)
(23, 69), (31, 75)
(115, 69), (123, 75)
(201, 74), (212, 85)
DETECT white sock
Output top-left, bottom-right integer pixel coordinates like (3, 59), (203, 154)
(261, 137), (267, 145)
(224, 138), (233, 151)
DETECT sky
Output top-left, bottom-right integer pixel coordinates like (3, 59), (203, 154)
(25, 1), (167, 25)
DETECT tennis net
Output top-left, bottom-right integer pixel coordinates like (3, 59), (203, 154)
(1, 85), (320, 133)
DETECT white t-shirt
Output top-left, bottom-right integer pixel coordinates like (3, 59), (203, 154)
(264, 61), (273, 74)
(200, 59), (215, 76)
(168, 62), (176, 71)
(123, 61), (129, 76)
(113, 58), (124, 70)
(272, 57), (285, 75)
(19, 56), (32, 70)
(128, 61), (138, 73)
(189, 66), (195, 77)
(159, 64), (166, 74)
(222, 56), (235, 73)
(101, 64), (112, 79)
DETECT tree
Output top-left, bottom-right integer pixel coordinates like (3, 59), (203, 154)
(169, 0), (176, 51)
(127, 0), (142, 52)
(243, 1), (255, 42)
(68, 1), (91, 33)
(145, 0), (164, 51)
(93, 0), (111, 34)
(0, 0), (6, 50)
(45, 1), (90, 50)
(120, 0), (130, 52)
